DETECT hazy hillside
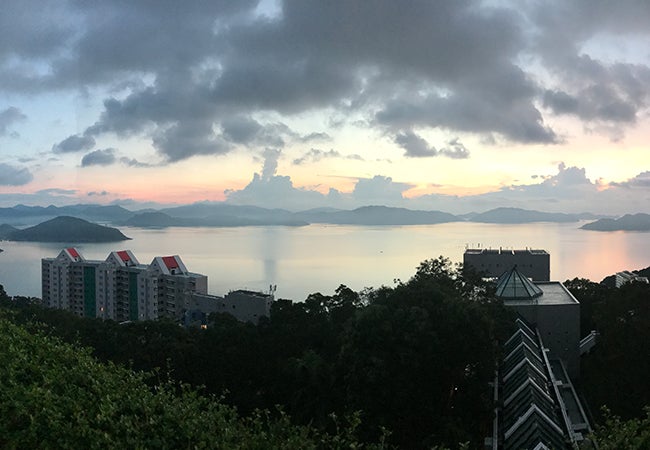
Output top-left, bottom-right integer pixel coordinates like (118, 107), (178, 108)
(295, 205), (459, 225)
(468, 207), (587, 223)
(0, 224), (19, 239)
(0, 204), (133, 225)
(161, 203), (295, 221)
(6, 216), (130, 242)
(124, 210), (307, 227)
(582, 213), (650, 231)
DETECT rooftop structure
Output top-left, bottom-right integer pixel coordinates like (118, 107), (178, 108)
(464, 248), (550, 281)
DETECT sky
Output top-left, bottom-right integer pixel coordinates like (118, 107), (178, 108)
(1, 0), (650, 214)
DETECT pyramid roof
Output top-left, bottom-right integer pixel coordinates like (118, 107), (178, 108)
(496, 266), (543, 300)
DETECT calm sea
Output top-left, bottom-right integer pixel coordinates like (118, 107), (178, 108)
(1, 222), (649, 301)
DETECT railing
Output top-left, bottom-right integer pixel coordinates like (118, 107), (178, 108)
(579, 331), (598, 355)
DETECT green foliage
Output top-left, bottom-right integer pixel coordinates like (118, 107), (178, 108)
(338, 258), (513, 447)
(573, 280), (650, 421)
(589, 407), (650, 449)
(0, 315), (384, 449)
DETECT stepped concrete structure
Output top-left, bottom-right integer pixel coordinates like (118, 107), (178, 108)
(490, 318), (593, 450)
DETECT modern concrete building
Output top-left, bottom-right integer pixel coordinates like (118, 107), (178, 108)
(184, 289), (274, 327)
(464, 248), (550, 281)
(496, 267), (581, 378)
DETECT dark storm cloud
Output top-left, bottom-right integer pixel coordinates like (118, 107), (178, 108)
(221, 116), (263, 144)
(52, 134), (96, 153)
(394, 131), (437, 158)
(81, 148), (117, 167)
(439, 138), (470, 159)
(378, 66), (559, 145)
(543, 85), (639, 123)
(394, 131), (471, 159)
(4, 0), (650, 162)
(532, 1), (650, 133)
(0, 107), (26, 136)
(0, 163), (33, 185)
(152, 121), (230, 162)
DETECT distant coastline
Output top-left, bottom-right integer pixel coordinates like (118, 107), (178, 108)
(0, 202), (620, 229)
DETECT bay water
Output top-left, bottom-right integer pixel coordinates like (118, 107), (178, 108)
(1, 222), (648, 301)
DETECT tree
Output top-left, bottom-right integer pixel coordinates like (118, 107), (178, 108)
(0, 315), (384, 449)
(588, 407), (650, 449)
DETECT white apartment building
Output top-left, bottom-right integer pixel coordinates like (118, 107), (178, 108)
(42, 248), (207, 322)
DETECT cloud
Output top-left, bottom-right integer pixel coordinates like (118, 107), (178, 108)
(53, 134), (95, 153)
(261, 148), (281, 181)
(352, 175), (413, 204)
(394, 131), (470, 158)
(439, 138), (470, 159)
(225, 173), (329, 211)
(394, 130), (437, 157)
(4, 0), (650, 180)
(293, 148), (364, 165)
(0, 163), (33, 185)
(610, 171), (650, 189)
(531, 2), (650, 139)
(17, 1), (563, 163)
(87, 190), (109, 196)
(119, 157), (152, 168)
(81, 148), (116, 167)
(151, 121), (230, 161)
(300, 132), (331, 142)
(0, 107), (26, 136)
(36, 188), (77, 196)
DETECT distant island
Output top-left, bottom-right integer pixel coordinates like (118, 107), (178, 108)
(464, 207), (595, 224)
(581, 213), (650, 231)
(0, 202), (619, 228)
(0, 216), (130, 242)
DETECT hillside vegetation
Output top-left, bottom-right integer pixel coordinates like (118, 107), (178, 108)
(0, 308), (381, 449)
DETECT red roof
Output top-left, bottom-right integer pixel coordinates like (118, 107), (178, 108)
(117, 251), (130, 262)
(67, 248), (79, 258)
(162, 256), (179, 270)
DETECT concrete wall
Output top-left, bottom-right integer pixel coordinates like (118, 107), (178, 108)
(188, 290), (272, 325)
(464, 249), (550, 281)
(510, 302), (581, 378)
